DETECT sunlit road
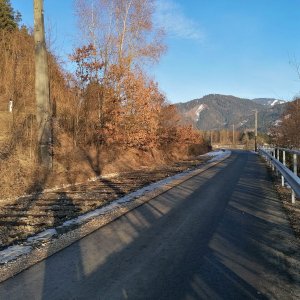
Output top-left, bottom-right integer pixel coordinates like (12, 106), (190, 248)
(1, 151), (300, 299)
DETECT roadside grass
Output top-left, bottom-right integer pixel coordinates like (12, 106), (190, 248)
(265, 163), (300, 239)
(276, 183), (300, 239)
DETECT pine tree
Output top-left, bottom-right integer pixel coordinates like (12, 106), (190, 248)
(0, 0), (19, 30)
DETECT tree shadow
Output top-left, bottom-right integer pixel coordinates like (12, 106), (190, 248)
(0, 165), (50, 249)
(80, 144), (122, 178)
(41, 192), (84, 299)
(0, 143), (124, 250)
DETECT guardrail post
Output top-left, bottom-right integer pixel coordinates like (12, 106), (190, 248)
(292, 153), (298, 204)
(293, 154), (297, 176)
(282, 150), (286, 187)
(292, 190), (296, 204)
(271, 150), (275, 171)
(275, 148), (279, 175)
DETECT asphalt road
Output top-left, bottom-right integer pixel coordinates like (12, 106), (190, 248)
(1, 150), (300, 300)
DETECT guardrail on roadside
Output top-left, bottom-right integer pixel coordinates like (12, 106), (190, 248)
(259, 147), (300, 203)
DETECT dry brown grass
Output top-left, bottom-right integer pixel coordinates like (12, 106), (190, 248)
(275, 183), (300, 239)
(0, 131), (210, 201)
(267, 165), (300, 239)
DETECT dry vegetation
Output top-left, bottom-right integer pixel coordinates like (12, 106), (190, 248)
(268, 98), (300, 239)
(271, 98), (300, 148)
(273, 180), (300, 239)
(0, 0), (210, 201)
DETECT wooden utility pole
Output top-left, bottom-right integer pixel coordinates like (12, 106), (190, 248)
(232, 124), (235, 146)
(34, 0), (52, 168)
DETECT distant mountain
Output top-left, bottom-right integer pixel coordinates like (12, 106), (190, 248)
(251, 98), (286, 107)
(175, 94), (287, 132)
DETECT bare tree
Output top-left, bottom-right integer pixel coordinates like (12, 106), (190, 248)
(75, 0), (165, 71)
(34, 0), (52, 168)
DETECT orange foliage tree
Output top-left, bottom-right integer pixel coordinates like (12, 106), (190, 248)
(272, 98), (300, 148)
(68, 0), (207, 152)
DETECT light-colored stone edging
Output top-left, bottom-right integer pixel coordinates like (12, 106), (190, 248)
(0, 151), (231, 283)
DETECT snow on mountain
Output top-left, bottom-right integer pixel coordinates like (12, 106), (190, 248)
(194, 104), (207, 121)
(270, 99), (285, 106)
(252, 98), (286, 107)
(239, 120), (248, 127)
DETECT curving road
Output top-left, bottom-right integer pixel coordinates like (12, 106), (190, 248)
(1, 150), (300, 299)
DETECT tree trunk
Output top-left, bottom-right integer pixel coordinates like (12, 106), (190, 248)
(34, 0), (52, 168)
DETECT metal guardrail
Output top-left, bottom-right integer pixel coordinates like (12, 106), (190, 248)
(259, 148), (300, 203)
(276, 147), (300, 155)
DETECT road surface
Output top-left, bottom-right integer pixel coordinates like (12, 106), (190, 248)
(1, 150), (300, 299)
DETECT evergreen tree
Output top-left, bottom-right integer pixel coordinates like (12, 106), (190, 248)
(0, 0), (20, 30)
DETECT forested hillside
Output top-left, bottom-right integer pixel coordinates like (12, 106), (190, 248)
(176, 94), (286, 132)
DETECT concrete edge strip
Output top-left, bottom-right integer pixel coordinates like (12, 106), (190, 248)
(0, 152), (231, 283)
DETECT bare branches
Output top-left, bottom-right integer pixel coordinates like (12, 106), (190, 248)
(74, 0), (165, 70)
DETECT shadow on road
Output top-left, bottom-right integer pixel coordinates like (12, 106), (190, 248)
(41, 192), (84, 299)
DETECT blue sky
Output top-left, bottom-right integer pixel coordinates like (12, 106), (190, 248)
(11, 0), (300, 103)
